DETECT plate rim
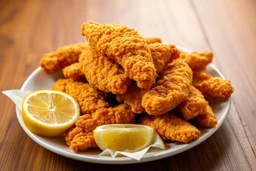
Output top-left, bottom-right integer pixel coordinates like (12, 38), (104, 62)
(16, 47), (231, 164)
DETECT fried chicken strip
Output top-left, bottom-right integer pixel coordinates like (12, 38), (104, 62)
(75, 104), (136, 132)
(52, 79), (109, 114)
(65, 127), (98, 152)
(143, 37), (162, 44)
(40, 43), (87, 74)
(63, 63), (85, 81)
(177, 86), (208, 120)
(116, 83), (147, 114)
(149, 43), (180, 73)
(79, 46), (131, 94)
(52, 78), (73, 92)
(191, 104), (217, 128)
(81, 21), (157, 89)
(180, 51), (213, 72)
(193, 72), (234, 101)
(140, 113), (200, 143)
(142, 60), (192, 115)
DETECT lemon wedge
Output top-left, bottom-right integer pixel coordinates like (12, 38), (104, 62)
(93, 124), (155, 152)
(22, 90), (80, 137)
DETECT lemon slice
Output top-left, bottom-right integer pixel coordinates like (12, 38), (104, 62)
(22, 90), (80, 137)
(93, 124), (155, 152)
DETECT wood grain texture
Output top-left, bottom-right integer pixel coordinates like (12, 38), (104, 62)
(0, 0), (255, 170)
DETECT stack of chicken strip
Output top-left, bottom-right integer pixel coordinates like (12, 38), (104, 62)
(39, 22), (234, 152)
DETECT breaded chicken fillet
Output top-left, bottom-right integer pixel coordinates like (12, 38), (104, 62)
(116, 83), (147, 114)
(63, 63), (85, 81)
(193, 72), (234, 101)
(177, 86), (208, 120)
(65, 127), (98, 152)
(81, 21), (157, 89)
(52, 79), (109, 114)
(75, 104), (136, 132)
(79, 46), (131, 94)
(140, 113), (200, 143)
(142, 60), (192, 115)
(40, 43), (87, 74)
(149, 43), (180, 73)
(180, 51), (213, 72)
(191, 104), (217, 128)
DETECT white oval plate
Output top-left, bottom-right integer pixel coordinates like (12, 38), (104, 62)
(16, 47), (231, 164)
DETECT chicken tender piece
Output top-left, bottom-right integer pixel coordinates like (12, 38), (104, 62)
(52, 78), (73, 92)
(65, 127), (98, 152)
(81, 21), (157, 89)
(149, 43), (180, 73)
(180, 51), (213, 72)
(140, 113), (200, 143)
(40, 43), (87, 74)
(75, 104), (136, 132)
(193, 72), (234, 101)
(191, 104), (217, 128)
(144, 37), (162, 44)
(142, 60), (192, 115)
(63, 63), (85, 81)
(52, 79), (109, 114)
(116, 83), (147, 114)
(177, 86), (208, 120)
(79, 46), (131, 94)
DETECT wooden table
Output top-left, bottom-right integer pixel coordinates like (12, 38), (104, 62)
(1, 0), (255, 170)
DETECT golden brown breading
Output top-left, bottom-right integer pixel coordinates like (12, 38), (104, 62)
(75, 104), (136, 132)
(142, 60), (192, 115)
(191, 104), (217, 128)
(177, 86), (208, 120)
(62, 63), (85, 81)
(40, 43), (87, 74)
(81, 21), (157, 89)
(149, 43), (180, 73)
(65, 127), (98, 152)
(69, 132), (98, 152)
(144, 37), (162, 44)
(116, 83), (147, 114)
(52, 79), (109, 114)
(65, 81), (109, 114)
(52, 79), (74, 92)
(140, 113), (201, 143)
(79, 46), (131, 94)
(180, 51), (213, 72)
(193, 72), (234, 101)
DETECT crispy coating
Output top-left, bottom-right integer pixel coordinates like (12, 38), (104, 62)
(142, 60), (192, 115)
(180, 51), (213, 72)
(116, 83), (147, 114)
(79, 46), (131, 94)
(52, 79), (109, 114)
(191, 104), (217, 128)
(177, 86), (208, 120)
(149, 43), (180, 73)
(65, 127), (83, 146)
(52, 78), (73, 92)
(63, 63), (85, 81)
(140, 113), (200, 143)
(65, 127), (98, 152)
(193, 72), (234, 101)
(65, 82), (109, 114)
(40, 43), (87, 74)
(81, 21), (157, 89)
(144, 37), (162, 44)
(75, 104), (136, 132)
